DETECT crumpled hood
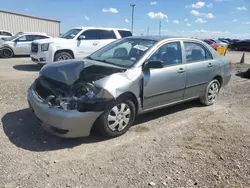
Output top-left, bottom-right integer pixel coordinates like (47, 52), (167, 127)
(39, 59), (126, 85)
(33, 37), (69, 44)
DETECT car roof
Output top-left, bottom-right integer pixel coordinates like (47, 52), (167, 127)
(125, 35), (192, 41)
(17, 32), (48, 36)
(73, 27), (131, 31)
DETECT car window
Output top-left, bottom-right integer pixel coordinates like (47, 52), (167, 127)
(2, 32), (12, 36)
(184, 42), (213, 63)
(118, 30), (133, 38)
(34, 35), (49, 40)
(98, 30), (116, 39)
(148, 42), (182, 66)
(16, 35), (34, 42)
(79, 29), (98, 40)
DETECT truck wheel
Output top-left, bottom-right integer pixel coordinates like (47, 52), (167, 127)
(200, 79), (220, 106)
(54, 52), (73, 62)
(1, 48), (14, 58)
(97, 98), (136, 138)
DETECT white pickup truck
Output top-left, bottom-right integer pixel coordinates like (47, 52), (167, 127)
(30, 27), (132, 64)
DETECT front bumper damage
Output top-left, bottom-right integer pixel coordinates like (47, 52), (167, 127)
(28, 87), (103, 138)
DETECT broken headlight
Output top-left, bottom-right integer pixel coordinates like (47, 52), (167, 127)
(57, 83), (99, 111)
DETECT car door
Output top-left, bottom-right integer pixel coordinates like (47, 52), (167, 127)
(183, 41), (215, 99)
(98, 29), (117, 48)
(76, 29), (100, 58)
(143, 41), (186, 109)
(14, 35), (34, 55)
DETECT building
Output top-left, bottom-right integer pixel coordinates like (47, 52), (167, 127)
(0, 10), (60, 37)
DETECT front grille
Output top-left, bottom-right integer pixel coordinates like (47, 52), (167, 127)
(31, 43), (38, 53)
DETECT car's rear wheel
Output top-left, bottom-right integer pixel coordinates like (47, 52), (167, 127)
(97, 98), (136, 138)
(54, 52), (73, 62)
(1, 48), (14, 58)
(200, 79), (220, 106)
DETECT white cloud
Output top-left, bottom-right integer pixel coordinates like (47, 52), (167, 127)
(166, 20), (169, 23)
(243, 21), (250, 25)
(205, 13), (215, 18)
(232, 19), (238, 22)
(190, 10), (201, 16)
(187, 23), (192, 26)
(195, 18), (207, 23)
(124, 18), (129, 23)
(84, 16), (90, 21)
(184, 18), (188, 22)
(190, 10), (215, 18)
(147, 12), (168, 19)
(150, 1), (157, 5)
(172, 20), (179, 24)
(207, 3), (213, 8)
(186, 1), (206, 9)
(236, 6), (247, 11)
(102, 8), (119, 13)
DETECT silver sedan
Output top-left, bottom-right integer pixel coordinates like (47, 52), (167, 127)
(28, 36), (232, 138)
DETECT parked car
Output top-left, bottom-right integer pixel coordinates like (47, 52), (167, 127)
(0, 30), (12, 40)
(0, 32), (52, 58)
(228, 40), (250, 51)
(28, 36), (232, 138)
(30, 27), (132, 64)
(214, 39), (228, 48)
(202, 39), (219, 50)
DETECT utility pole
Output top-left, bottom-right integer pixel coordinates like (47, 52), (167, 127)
(130, 4), (136, 35)
(147, 26), (149, 36)
(159, 20), (162, 36)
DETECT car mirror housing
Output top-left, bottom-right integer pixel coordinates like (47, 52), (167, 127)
(143, 60), (164, 70)
(78, 35), (86, 40)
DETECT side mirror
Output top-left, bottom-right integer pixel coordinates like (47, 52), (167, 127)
(143, 60), (164, 70)
(78, 35), (86, 40)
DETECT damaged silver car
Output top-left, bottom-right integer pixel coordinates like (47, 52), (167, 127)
(28, 36), (232, 138)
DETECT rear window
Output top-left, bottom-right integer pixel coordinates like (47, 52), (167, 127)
(118, 30), (132, 38)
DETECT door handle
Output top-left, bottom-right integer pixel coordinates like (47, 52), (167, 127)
(177, 68), (185, 73)
(207, 63), (213, 68)
(93, 42), (98, 46)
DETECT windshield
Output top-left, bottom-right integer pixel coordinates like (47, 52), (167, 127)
(60, 29), (82, 39)
(87, 38), (157, 68)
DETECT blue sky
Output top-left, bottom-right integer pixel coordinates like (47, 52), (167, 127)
(1, 0), (250, 38)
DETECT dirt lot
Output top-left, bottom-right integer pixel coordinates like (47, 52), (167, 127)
(0, 52), (250, 188)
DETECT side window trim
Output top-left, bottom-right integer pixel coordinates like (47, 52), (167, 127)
(146, 40), (183, 67)
(183, 41), (213, 64)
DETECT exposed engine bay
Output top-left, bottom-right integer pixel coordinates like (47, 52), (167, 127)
(34, 63), (125, 111)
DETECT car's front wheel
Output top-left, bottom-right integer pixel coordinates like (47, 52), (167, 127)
(1, 48), (14, 58)
(200, 79), (220, 106)
(97, 98), (136, 138)
(54, 52), (73, 62)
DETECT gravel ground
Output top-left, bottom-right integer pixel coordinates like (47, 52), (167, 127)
(0, 53), (250, 188)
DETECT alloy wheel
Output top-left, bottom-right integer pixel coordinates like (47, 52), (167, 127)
(57, 55), (70, 61)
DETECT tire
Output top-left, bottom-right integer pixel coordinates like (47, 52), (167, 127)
(97, 98), (136, 138)
(1, 48), (14, 58)
(54, 52), (73, 62)
(200, 79), (221, 106)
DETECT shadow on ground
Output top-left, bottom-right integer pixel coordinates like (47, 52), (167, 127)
(2, 100), (202, 152)
(13, 64), (43, 72)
